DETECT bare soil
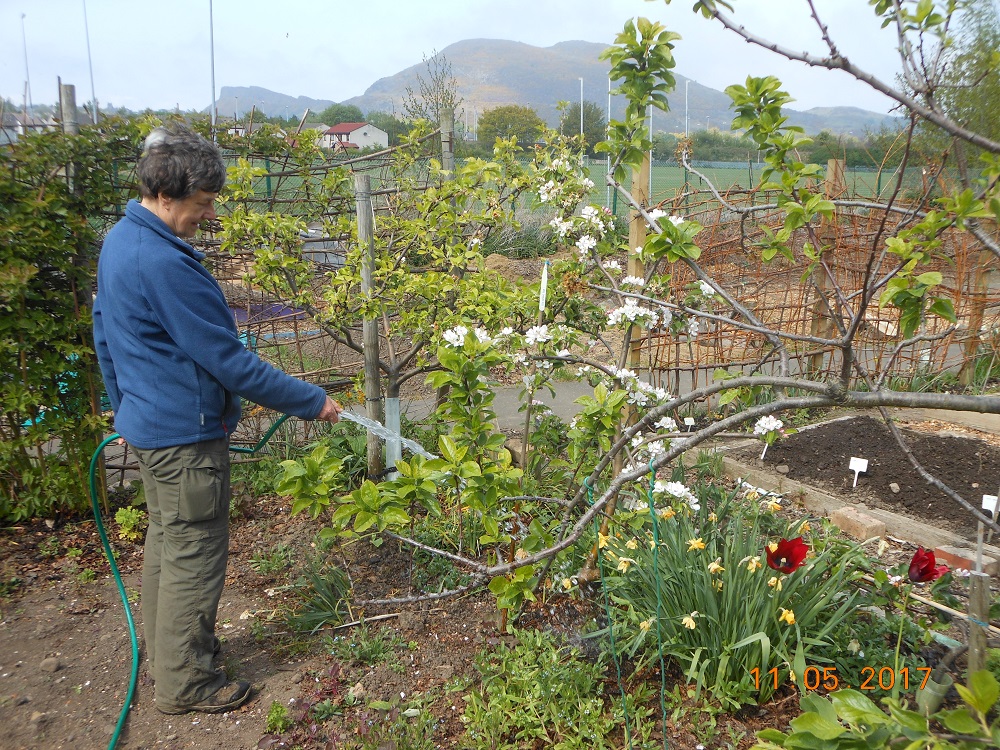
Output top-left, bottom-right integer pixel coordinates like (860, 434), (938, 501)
(733, 415), (1000, 539)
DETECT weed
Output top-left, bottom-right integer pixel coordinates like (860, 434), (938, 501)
(325, 624), (409, 668)
(250, 543), (294, 576)
(0, 576), (22, 598)
(39, 535), (60, 558)
(114, 506), (147, 542)
(352, 699), (438, 750)
(65, 547), (82, 558)
(463, 628), (645, 749)
(265, 700), (293, 734)
(76, 568), (97, 584)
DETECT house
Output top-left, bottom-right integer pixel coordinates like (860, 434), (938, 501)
(321, 122), (388, 151)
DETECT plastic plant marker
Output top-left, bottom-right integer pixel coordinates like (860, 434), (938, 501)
(849, 456), (868, 488)
(760, 443), (768, 460)
(538, 261), (549, 312)
(983, 495), (998, 514)
(684, 417), (696, 432)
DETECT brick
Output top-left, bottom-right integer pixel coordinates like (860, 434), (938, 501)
(933, 545), (999, 576)
(829, 506), (886, 541)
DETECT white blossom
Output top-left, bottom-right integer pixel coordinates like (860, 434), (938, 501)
(556, 348), (571, 358)
(754, 416), (784, 435)
(620, 276), (645, 288)
(473, 327), (493, 344)
(607, 299), (658, 328)
(575, 234), (597, 255)
(655, 480), (700, 511)
(655, 416), (678, 432)
(698, 280), (716, 297)
(668, 215), (685, 227)
(602, 260), (622, 272)
(549, 216), (574, 238)
(687, 318), (700, 337)
(581, 177), (595, 189)
(442, 325), (468, 347)
(648, 208), (667, 221)
(525, 325), (552, 345)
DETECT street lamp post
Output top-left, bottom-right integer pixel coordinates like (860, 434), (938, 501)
(578, 77), (584, 137)
(209, 0), (217, 131)
(20, 13), (32, 113)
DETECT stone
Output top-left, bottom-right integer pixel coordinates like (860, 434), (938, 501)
(39, 657), (60, 673)
(889, 483), (900, 494)
(291, 672), (303, 684)
(504, 438), (525, 468)
(933, 545), (1000, 576)
(30, 711), (45, 723)
(776, 465), (790, 475)
(348, 681), (365, 700)
(829, 506), (886, 541)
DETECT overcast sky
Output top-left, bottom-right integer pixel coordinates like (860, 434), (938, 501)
(2, 0), (905, 116)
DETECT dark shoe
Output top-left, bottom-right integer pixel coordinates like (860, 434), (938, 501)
(156, 680), (252, 715)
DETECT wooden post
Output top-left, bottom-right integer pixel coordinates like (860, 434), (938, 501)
(968, 571), (990, 675)
(959, 249), (990, 386)
(807, 159), (844, 374)
(440, 107), (454, 173)
(578, 152), (650, 584)
(355, 174), (383, 479)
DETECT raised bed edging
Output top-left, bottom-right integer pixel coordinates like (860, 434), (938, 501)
(720, 451), (1000, 561)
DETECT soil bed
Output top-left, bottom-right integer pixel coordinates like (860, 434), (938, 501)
(732, 415), (1000, 539)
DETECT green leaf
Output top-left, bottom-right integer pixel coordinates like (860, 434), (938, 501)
(830, 690), (887, 727)
(788, 712), (845, 740)
(936, 707), (981, 734)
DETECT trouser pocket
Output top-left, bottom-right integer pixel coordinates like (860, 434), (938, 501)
(178, 459), (223, 522)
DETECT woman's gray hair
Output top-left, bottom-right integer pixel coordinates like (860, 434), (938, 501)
(136, 123), (226, 199)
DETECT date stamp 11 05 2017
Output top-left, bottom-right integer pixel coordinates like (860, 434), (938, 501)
(751, 665), (933, 692)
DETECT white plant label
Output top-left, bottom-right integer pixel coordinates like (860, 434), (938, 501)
(684, 417), (696, 431)
(538, 261), (549, 312)
(849, 457), (868, 488)
(983, 495), (999, 513)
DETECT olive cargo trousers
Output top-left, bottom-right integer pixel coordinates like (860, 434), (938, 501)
(134, 438), (230, 710)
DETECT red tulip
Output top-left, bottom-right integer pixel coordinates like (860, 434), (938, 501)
(766, 537), (808, 574)
(908, 547), (948, 582)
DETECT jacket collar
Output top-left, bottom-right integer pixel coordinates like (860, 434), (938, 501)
(124, 199), (206, 261)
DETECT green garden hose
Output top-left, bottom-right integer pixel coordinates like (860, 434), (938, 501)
(88, 432), (138, 750)
(88, 415), (292, 750)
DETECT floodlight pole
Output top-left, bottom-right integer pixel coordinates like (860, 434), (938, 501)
(20, 13), (32, 112)
(82, 0), (98, 123)
(209, 0), (218, 132)
(685, 79), (689, 137)
(579, 77), (584, 136)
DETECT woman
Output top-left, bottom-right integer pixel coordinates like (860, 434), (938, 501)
(93, 123), (340, 714)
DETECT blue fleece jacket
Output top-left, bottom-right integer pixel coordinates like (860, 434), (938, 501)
(93, 200), (327, 450)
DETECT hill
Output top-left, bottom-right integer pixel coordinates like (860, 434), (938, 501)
(217, 39), (896, 136)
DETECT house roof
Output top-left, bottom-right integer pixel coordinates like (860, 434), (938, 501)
(327, 122), (370, 134)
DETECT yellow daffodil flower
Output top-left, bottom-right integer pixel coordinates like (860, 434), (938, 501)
(562, 578), (573, 590)
(768, 501), (782, 512)
(687, 537), (706, 552)
(747, 556), (763, 573)
(713, 579), (723, 591)
(659, 506), (676, 520)
(682, 612), (698, 629)
(799, 521), (811, 534)
(768, 576), (783, 590)
(708, 512), (718, 522)
(708, 558), (725, 574)
(626, 538), (639, 550)
(598, 532), (609, 549)
(640, 618), (653, 632)
(779, 608), (796, 625)
(617, 557), (635, 573)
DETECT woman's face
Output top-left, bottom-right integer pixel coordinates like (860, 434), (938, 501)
(159, 190), (218, 238)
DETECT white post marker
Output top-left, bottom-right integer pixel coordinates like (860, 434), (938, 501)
(538, 260), (549, 312)
(849, 457), (868, 488)
(978, 495), (998, 573)
(684, 417), (696, 432)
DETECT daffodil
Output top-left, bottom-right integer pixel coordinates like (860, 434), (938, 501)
(768, 501), (782, 512)
(768, 576), (783, 591)
(639, 618), (653, 632)
(779, 608), (796, 625)
(626, 538), (639, 550)
(598, 532), (609, 549)
(708, 512), (718, 522)
(658, 506), (676, 520)
(682, 612), (698, 630)
(713, 579), (723, 591)
(799, 521), (811, 534)
(617, 557), (636, 573)
(687, 537), (706, 552)
(561, 578), (573, 591)
(747, 556), (763, 573)
(707, 557), (725, 575)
